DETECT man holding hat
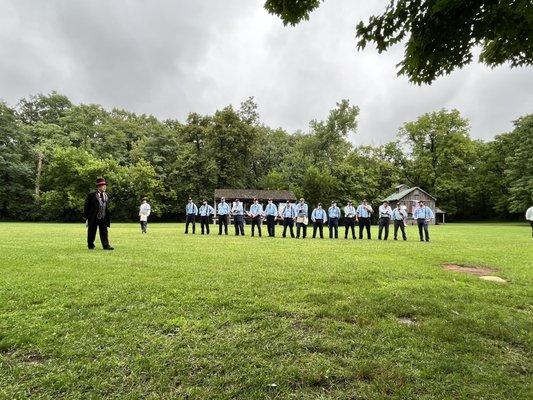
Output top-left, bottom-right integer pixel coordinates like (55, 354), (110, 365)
(249, 198), (263, 237)
(83, 177), (113, 250)
(413, 201), (434, 242)
(199, 200), (214, 235)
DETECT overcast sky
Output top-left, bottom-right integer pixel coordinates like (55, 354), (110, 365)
(1, 0), (531, 145)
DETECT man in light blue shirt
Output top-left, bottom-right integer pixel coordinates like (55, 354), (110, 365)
(311, 203), (327, 239)
(231, 198), (245, 236)
(392, 201), (408, 241)
(264, 198), (278, 237)
(294, 198), (309, 239)
(328, 201), (341, 239)
(413, 201), (434, 242)
(185, 197), (198, 234)
(217, 197), (230, 235)
(281, 200), (296, 238)
(356, 199), (373, 239)
(199, 200), (214, 235)
(249, 198), (264, 237)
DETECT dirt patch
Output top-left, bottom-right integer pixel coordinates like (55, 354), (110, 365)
(443, 264), (497, 276)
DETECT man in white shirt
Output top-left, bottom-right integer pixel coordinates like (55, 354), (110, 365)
(343, 200), (357, 239)
(139, 197), (151, 234)
(526, 206), (533, 238)
(378, 200), (393, 240)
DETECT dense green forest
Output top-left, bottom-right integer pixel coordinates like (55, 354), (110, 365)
(1, 92), (531, 221)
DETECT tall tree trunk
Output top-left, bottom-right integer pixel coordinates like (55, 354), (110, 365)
(35, 152), (43, 202)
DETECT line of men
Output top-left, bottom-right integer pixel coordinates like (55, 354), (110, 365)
(183, 197), (435, 242)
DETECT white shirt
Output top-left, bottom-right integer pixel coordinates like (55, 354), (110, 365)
(526, 206), (533, 221)
(378, 205), (393, 218)
(139, 203), (151, 221)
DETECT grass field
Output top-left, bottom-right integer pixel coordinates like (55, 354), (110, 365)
(1, 222), (532, 399)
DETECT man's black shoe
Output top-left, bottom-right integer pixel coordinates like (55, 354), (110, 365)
(103, 246), (114, 250)
(88, 247), (95, 250)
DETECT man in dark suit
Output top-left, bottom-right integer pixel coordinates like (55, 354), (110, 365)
(83, 178), (114, 250)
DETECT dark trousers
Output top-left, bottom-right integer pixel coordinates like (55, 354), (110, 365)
(140, 221), (147, 233)
(185, 214), (196, 233)
(393, 220), (407, 240)
(282, 218), (295, 238)
(266, 215), (276, 237)
(251, 216), (262, 237)
(328, 217), (339, 238)
(378, 217), (390, 240)
(200, 216), (210, 234)
(417, 219), (430, 241)
(88, 218), (109, 249)
(358, 217), (371, 239)
(313, 219), (324, 238)
(234, 215), (245, 236)
(345, 218), (356, 239)
(530, 221), (533, 238)
(218, 215), (228, 235)
(296, 222), (307, 238)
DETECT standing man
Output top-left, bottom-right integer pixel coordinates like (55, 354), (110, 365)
(281, 200), (296, 238)
(527, 205), (533, 238)
(249, 198), (263, 237)
(217, 197), (230, 235)
(392, 201), (408, 241)
(184, 198), (198, 234)
(357, 199), (373, 239)
(328, 201), (341, 239)
(344, 200), (357, 240)
(139, 197), (151, 234)
(413, 201), (434, 242)
(378, 200), (393, 240)
(83, 177), (113, 250)
(311, 203), (327, 239)
(264, 198), (278, 237)
(232, 198), (245, 236)
(199, 200), (214, 235)
(294, 198), (309, 239)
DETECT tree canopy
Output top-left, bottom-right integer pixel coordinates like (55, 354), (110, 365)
(0, 92), (530, 222)
(264, 0), (533, 84)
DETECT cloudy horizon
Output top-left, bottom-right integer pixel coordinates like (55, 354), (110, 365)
(1, 0), (531, 146)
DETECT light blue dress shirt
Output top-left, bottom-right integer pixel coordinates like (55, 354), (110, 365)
(328, 206), (340, 218)
(199, 204), (214, 216)
(250, 203), (263, 215)
(392, 208), (407, 220)
(282, 204), (296, 218)
(356, 204), (372, 218)
(217, 202), (230, 215)
(312, 208), (327, 221)
(265, 203), (277, 216)
(414, 206), (434, 220)
(186, 203), (198, 215)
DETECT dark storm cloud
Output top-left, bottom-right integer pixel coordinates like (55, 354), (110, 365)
(1, 0), (531, 144)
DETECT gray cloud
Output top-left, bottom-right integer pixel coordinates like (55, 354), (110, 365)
(1, 0), (531, 144)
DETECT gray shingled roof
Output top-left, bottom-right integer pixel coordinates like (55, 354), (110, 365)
(382, 186), (437, 202)
(214, 189), (296, 201)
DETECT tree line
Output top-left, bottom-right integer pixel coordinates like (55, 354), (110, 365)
(1, 92), (531, 222)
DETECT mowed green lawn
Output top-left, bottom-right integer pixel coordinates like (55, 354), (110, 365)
(0, 222), (531, 399)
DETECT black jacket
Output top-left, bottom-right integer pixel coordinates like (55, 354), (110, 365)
(83, 191), (111, 227)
